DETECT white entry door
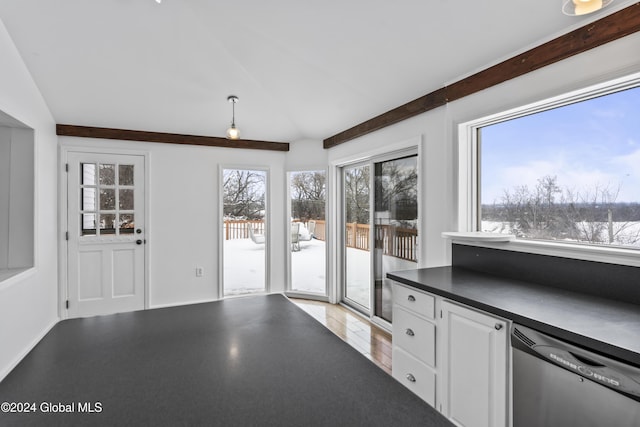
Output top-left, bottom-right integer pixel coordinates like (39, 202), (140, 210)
(67, 152), (146, 318)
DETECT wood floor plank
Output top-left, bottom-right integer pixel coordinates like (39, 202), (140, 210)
(290, 297), (393, 375)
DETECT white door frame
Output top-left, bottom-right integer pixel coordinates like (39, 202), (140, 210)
(59, 145), (150, 319)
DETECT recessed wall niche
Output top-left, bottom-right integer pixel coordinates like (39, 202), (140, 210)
(0, 110), (34, 281)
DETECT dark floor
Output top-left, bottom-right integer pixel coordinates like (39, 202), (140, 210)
(0, 294), (452, 427)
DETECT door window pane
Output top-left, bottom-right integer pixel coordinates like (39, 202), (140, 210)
(100, 189), (116, 210)
(119, 164), (134, 185)
(344, 164), (371, 310)
(290, 171), (326, 294)
(100, 213), (116, 234)
(374, 156), (418, 322)
(82, 188), (96, 211)
(81, 213), (97, 236)
(119, 189), (134, 210)
(119, 214), (135, 234)
(99, 164), (115, 185)
(82, 163), (96, 185)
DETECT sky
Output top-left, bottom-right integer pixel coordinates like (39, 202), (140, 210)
(480, 85), (640, 204)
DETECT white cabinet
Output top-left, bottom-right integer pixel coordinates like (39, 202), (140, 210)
(440, 300), (508, 427)
(391, 283), (509, 427)
(392, 285), (437, 406)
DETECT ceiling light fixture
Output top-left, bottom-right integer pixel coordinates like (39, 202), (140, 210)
(226, 95), (240, 140)
(562, 0), (614, 16)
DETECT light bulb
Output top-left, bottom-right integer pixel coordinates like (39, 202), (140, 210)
(226, 125), (240, 140)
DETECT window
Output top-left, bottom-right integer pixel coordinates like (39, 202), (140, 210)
(289, 170), (327, 296)
(475, 77), (640, 251)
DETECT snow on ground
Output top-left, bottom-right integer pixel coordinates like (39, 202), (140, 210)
(291, 238), (327, 294)
(482, 221), (640, 248)
(223, 237), (371, 301)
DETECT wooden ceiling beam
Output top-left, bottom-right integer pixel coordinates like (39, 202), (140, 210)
(56, 124), (290, 152)
(324, 3), (640, 149)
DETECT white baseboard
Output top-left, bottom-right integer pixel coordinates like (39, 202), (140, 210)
(0, 319), (58, 383)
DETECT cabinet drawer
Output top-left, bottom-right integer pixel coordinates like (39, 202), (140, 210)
(392, 347), (436, 406)
(393, 307), (436, 367)
(394, 284), (435, 319)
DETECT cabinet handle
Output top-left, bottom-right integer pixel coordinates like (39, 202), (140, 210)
(407, 295), (416, 302)
(406, 373), (416, 383)
(495, 323), (503, 330)
(405, 328), (415, 337)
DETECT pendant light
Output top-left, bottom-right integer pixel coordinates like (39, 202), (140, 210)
(226, 95), (240, 140)
(562, 0), (614, 16)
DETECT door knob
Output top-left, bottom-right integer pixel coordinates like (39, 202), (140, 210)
(136, 239), (143, 245)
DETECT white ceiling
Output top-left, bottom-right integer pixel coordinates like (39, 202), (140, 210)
(0, 1), (634, 143)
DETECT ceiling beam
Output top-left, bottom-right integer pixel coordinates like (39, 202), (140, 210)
(324, 3), (640, 149)
(57, 124), (290, 152)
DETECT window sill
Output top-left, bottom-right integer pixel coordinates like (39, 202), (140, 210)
(452, 239), (640, 268)
(0, 267), (35, 290)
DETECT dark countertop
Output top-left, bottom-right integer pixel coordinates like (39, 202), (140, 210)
(388, 266), (640, 367)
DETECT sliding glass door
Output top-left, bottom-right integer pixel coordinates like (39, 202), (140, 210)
(341, 153), (418, 324)
(222, 168), (267, 296)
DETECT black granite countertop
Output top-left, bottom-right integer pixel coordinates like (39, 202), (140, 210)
(388, 266), (640, 367)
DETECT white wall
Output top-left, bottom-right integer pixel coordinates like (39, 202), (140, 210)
(0, 19), (58, 380)
(58, 137), (288, 309)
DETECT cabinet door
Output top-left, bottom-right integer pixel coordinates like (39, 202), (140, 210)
(439, 301), (508, 427)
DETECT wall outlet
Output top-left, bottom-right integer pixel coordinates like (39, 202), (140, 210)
(195, 267), (203, 277)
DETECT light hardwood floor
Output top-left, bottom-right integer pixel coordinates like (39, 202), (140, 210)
(289, 298), (392, 375)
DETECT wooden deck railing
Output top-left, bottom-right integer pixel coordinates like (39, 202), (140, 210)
(223, 220), (416, 262)
(224, 220), (265, 240)
(375, 225), (417, 262)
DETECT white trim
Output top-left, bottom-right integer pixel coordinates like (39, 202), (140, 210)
(457, 71), (640, 267)
(0, 318), (57, 383)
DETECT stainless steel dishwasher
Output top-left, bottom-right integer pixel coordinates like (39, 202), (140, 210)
(511, 323), (640, 427)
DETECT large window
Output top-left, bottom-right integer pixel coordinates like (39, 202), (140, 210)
(477, 79), (640, 251)
(289, 170), (327, 296)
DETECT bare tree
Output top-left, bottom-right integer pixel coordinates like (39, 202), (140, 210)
(485, 175), (640, 247)
(345, 166), (370, 224)
(291, 171), (326, 221)
(223, 170), (265, 219)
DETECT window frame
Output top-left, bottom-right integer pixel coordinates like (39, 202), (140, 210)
(457, 71), (640, 267)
